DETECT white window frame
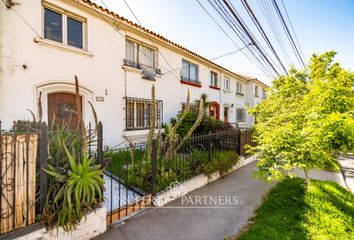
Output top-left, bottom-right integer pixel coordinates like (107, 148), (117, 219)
(224, 77), (230, 91)
(210, 71), (218, 88)
(236, 108), (246, 123)
(125, 38), (158, 68)
(181, 59), (200, 84)
(236, 82), (244, 96)
(255, 85), (260, 97)
(42, 3), (87, 50)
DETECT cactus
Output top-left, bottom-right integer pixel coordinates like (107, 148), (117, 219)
(146, 85), (157, 162)
(175, 97), (204, 152)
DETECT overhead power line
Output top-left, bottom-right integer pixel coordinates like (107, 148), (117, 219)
(195, 0), (276, 78)
(121, 0), (181, 79)
(240, 0), (288, 75)
(271, 0), (306, 68)
(279, 0), (306, 63)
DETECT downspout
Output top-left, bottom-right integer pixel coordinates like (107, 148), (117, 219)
(219, 71), (222, 120)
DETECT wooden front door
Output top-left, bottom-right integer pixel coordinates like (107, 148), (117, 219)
(48, 92), (82, 129)
(224, 107), (229, 123)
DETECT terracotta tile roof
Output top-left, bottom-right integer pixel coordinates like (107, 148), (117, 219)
(81, 0), (268, 85)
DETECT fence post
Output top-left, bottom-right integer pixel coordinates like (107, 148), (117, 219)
(236, 129), (241, 155)
(151, 139), (157, 196)
(97, 121), (103, 165)
(39, 122), (49, 212)
(208, 131), (211, 163)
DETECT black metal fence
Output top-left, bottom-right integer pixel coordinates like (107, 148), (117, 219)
(104, 128), (254, 224)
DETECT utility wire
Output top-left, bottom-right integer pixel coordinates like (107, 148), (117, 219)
(271, 0), (305, 68)
(120, 0), (181, 79)
(240, 0), (288, 75)
(88, 2), (182, 80)
(280, 0), (306, 62)
(211, 43), (252, 60)
(1, 0), (41, 38)
(256, 0), (292, 66)
(215, 0), (281, 76)
(204, 0), (276, 77)
(163, 43), (252, 75)
(195, 0), (275, 78)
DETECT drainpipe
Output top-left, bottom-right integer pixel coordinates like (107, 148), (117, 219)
(219, 71), (222, 120)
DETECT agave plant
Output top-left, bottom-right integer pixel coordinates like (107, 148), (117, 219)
(43, 138), (105, 230)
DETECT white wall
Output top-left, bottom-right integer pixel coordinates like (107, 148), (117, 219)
(0, 0), (263, 147)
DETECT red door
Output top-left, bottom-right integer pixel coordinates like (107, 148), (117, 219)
(48, 92), (82, 129)
(209, 102), (220, 120)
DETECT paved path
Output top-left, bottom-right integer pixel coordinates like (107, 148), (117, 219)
(98, 162), (272, 240)
(337, 154), (354, 192)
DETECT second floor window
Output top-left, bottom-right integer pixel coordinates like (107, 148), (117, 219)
(224, 77), (230, 91)
(236, 108), (246, 123)
(255, 85), (260, 97)
(44, 7), (84, 49)
(210, 71), (218, 88)
(181, 59), (199, 84)
(236, 82), (243, 96)
(125, 40), (157, 69)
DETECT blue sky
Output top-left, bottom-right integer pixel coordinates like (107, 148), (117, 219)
(93, 0), (354, 85)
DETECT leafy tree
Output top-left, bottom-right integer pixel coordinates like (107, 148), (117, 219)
(249, 51), (354, 185)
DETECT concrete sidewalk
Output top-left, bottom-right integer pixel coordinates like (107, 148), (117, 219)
(337, 154), (354, 193)
(98, 162), (272, 240)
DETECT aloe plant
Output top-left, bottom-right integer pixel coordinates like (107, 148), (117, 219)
(43, 139), (105, 230)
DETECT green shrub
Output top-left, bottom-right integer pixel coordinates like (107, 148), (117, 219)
(203, 150), (239, 176)
(105, 148), (145, 177)
(42, 139), (104, 230)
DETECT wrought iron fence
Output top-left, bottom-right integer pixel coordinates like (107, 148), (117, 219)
(104, 128), (255, 224)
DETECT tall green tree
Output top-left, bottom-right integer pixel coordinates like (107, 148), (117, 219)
(250, 51), (354, 185)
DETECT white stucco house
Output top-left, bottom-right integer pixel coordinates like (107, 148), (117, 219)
(0, 0), (268, 147)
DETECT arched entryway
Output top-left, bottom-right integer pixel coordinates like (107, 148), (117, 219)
(209, 101), (220, 120)
(48, 92), (82, 129)
(35, 81), (93, 128)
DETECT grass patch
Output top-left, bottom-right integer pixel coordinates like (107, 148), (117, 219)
(236, 178), (354, 240)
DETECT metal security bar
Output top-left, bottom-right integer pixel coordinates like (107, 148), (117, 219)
(124, 97), (163, 131)
(123, 59), (162, 75)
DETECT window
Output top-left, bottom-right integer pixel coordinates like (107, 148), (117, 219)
(236, 82), (244, 96)
(255, 85), (259, 97)
(224, 77), (230, 91)
(67, 17), (83, 48)
(181, 59), (200, 85)
(125, 39), (158, 71)
(262, 89), (267, 99)
(125, 97), (163, 130)
(44, 8), (62, 43)
(210, 71), (219, 88)
(236, 108), (246, 123)
(181, 102), (198, 113)
(44, 7), (85, 49)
